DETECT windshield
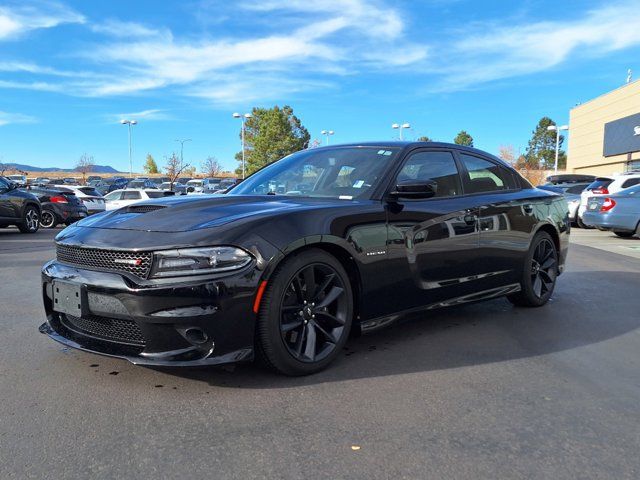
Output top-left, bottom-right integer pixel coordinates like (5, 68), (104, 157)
(187, 180), (202, 186)
(229, 146), (400, 199)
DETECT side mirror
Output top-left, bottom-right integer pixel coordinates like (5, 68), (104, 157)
(390, 179), (438, 199)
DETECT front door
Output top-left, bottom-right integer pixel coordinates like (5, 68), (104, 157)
(384, 149), (481, 313)
(0, 178), (18, 219)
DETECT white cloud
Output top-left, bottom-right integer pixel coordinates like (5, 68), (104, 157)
(0, 0), (426, 102)
(0, 111), (37, 126)
(2, 0), (638, 103)
(0, 1), (84, 40)
(106, 109), (172, 123)
(91, 19), (170, 39)
(433, 0), (640, 91)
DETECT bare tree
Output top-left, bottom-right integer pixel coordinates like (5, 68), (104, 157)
(0, 162), (6, 175)
(498, 145), (516, 165)
(201, 156), (222, 177)
(76, 153), (95, 183)
(164, 152), (190, 188)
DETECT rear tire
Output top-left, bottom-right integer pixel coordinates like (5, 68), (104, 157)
(40, 210), (58, 229)
(255, 249), (353, 376)
(17, 206), (39, 233)
(507, 231), (558, 307)
(613, 231), (634, 238)
(576, 216), (593, 229)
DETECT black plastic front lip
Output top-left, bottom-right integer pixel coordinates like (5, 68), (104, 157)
(40, 260), (259, 366)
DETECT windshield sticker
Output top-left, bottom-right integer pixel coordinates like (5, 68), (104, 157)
(377, 150), (393, 156)
(339, 195), (353, 200)
(352, 180), (365, 188)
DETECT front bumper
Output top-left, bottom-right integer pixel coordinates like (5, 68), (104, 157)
(40, 261), (258, 366)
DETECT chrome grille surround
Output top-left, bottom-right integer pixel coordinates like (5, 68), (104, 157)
(56, 243), (153, 278)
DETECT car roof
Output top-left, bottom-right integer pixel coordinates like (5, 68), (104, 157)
(312, 141), (514, 169)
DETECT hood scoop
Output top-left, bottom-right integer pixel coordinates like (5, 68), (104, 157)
(125, 205), (167, 214)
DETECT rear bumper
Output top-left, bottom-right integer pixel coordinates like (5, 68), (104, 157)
(581, 212), (638, 231)
(46, 204), (88, 222)
(40, 260), (259, 366)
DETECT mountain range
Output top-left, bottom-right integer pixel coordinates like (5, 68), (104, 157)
(1, 163), (121, 173)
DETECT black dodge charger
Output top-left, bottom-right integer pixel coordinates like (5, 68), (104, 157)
(40, 142), (569, 375)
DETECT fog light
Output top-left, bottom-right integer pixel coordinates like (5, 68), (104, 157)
(184, 328), (208, 345)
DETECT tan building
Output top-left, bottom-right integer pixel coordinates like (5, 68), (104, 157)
(567, 79), (640, 176)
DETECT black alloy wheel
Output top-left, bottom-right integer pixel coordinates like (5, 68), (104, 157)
(279, 263), (349, 363)
(256, 249), (353, 375)
(508, 231), (558, 307)
(17, 206), (39, 233)
(40, 210), (58, 229)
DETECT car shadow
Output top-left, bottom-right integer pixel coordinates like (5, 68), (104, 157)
(153, 269), (640, 389)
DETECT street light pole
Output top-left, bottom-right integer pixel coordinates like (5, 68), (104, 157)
(392, 122), (411, 140)
(175, 138), (192, 165)
(321, 130), (334, 145)
(547, 124), (569, 174)
(120, 119), (138, 178)
(233, 112), (252, 179)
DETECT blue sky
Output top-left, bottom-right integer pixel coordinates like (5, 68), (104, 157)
(1, 0), (639, 173)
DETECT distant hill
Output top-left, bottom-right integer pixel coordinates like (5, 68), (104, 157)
(1, 163), (121, 174)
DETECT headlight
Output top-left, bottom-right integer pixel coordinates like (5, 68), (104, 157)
(151, 246), (252, 278)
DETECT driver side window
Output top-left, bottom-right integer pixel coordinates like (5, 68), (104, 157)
(396, 151), (462, 197)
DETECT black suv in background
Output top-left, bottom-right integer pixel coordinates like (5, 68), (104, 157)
(0, 177), (41, 233)
(26, 186), (88, 228)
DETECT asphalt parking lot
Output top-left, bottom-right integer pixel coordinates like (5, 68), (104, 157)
(1, 227), (639, 479)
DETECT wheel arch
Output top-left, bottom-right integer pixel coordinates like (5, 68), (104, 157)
(533, 222), (560, 253)
(259, 238), (364, 332)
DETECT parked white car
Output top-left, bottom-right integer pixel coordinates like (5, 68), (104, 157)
(103, 188), (174, 210)
(577, 172), (640, 227)
(55, 185), (106, 214)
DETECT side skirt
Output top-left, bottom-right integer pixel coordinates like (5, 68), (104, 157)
(359, 283), (521, 334)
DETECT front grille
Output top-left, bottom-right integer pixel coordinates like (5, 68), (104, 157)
(56, 243), (153, 278)
(61, 313), (146, 346)
(126, 205), (166, 213)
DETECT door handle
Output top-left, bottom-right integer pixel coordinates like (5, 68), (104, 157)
(523, 204), (533, 213)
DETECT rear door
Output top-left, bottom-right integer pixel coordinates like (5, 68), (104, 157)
(457, 152), (538, 290)
(384, 148), (482, 312)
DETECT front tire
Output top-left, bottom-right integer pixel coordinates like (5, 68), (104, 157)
(256, 249), (353, 376)
(507, 231), (558, 307)
(613, 231), (634, 238)
(17, 206), (39, 233)
(40, 210), (58, 229)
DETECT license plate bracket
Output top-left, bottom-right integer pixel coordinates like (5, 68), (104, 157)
(52, 281), (84, 317)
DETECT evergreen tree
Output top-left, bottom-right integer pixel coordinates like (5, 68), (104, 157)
(525, 117), (566, 169)
(454, 130), (474, 147)
(235, 105), (310, 176)
(143, 154), (159, 174)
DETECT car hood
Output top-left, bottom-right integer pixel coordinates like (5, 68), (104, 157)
(74, 195), (355, 232)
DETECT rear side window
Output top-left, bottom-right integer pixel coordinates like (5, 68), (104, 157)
(396, 151), (462, 197)
(586, 179), (612, 191)
(104, 191), (122, 201)
(459, 154), (513, 193)
(122, 191), (141, 200)
(78, 187), (101, 196)
(621, 178), (640, 189)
